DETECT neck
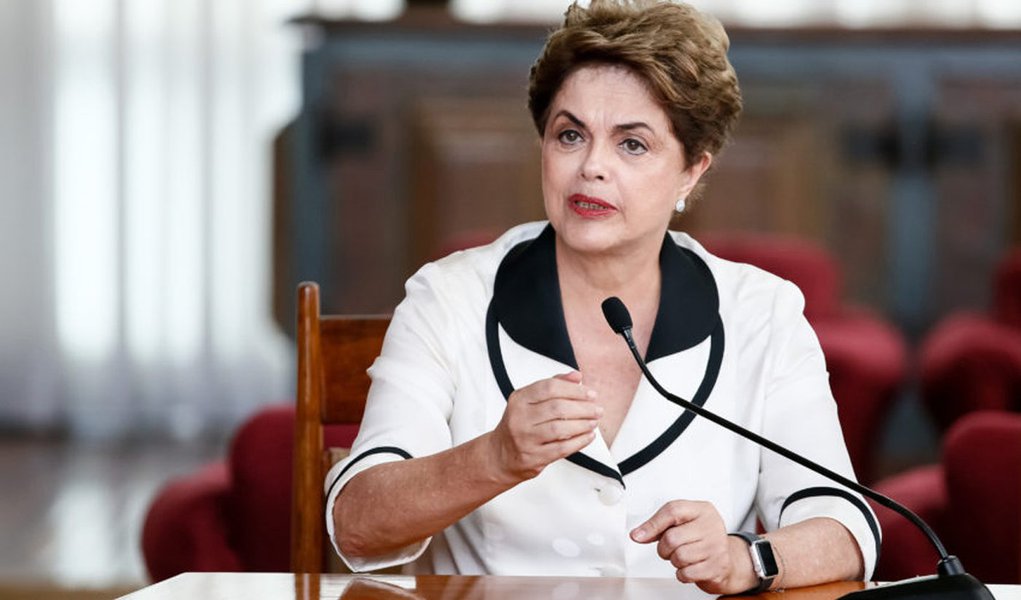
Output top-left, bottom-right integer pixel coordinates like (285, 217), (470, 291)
(554, 234), (663, 315)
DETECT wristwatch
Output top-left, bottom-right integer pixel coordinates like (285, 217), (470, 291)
(729, 531), (779, 593)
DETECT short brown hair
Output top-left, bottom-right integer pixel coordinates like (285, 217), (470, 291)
(527, 0), (742, 166)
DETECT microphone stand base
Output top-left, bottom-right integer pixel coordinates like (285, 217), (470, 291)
(841, 573), (994, 599)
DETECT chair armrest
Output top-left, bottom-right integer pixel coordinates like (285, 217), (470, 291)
(141, 461), (242, 582)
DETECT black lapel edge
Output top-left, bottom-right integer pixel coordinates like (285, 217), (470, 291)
(486, 299), (624, 486)
(618, 316), (725, 477)
(491, 225), (577, 370)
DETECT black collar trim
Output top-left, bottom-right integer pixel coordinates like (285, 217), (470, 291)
(618, 318), (724, 476)
(490, 224), (719, 365)
(485, 225), (724, 483)
(486, 300), (626, 486)
(490, 225), (576, 369)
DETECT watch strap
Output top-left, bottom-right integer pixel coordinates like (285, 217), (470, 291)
(728, 531), (775, 594)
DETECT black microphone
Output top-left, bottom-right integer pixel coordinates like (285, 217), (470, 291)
(600, 296), (993, 600)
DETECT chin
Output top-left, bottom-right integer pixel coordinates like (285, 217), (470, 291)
(554, 222), (624, 256)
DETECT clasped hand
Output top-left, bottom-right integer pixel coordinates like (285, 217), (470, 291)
(631, 500), (756, 594)
(487, 371), (602, 482)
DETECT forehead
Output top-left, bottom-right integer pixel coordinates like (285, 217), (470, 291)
(551, 64), (668, 125)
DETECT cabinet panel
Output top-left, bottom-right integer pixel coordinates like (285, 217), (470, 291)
(278, 19), (1021, 339)
(317, 56), (537, 313)
(931, 77), (1021, 318)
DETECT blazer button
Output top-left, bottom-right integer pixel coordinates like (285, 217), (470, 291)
(597, 485), (623, 506)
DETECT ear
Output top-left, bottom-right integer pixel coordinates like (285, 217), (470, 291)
(678, 152), (713, 197)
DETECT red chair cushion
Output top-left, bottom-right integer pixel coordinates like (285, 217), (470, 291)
(943, 411), (1021, 583)
(141, 462), (241, 581)
(873, 464), (948, 581)
(226, 404), (360, 571)
(873, 411), (1021, 584)
(815, 312), (906, 484)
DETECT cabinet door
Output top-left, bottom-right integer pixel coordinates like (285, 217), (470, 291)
(929, 77), (1021, 320)
(686, 78), (897, 311)
(318, 58), (538, 314)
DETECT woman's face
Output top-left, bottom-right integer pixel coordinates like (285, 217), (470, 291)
(541, 64), (710, 260)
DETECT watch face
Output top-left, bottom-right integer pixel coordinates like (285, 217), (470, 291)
(754, 540), (780, 578)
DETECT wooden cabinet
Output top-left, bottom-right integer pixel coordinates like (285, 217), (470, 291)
(274, 13), (1021, 339)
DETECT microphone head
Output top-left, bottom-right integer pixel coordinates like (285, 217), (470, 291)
(601, 297), (633, 335)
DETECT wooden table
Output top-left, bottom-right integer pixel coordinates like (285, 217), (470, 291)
(119, 573), (1021, 599)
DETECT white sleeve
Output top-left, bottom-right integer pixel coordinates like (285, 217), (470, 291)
(754, 281), (881, 579)
(323, 263), (458, 572)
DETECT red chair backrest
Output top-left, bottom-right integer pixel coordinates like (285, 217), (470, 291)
(700, 232), (841, 322)
(944, 411), (1021, 583)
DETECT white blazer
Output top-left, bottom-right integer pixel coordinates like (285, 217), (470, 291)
(325, 221), (880, 579)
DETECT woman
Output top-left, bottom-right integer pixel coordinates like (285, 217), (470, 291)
(326, 1), (879, 594)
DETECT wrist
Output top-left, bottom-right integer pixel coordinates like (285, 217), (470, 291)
(476, 432), (521, 487)
(726, 535), (761, 594)
(728, 532), (780, 594)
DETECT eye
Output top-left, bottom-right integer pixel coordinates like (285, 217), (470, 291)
(557, 129), (583, 145)
(621, 138), (648, 155)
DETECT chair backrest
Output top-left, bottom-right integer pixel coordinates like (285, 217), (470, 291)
(700, 232), (841, 322)
(943, 410), (1021, 583)
(291, 281), (390, 573)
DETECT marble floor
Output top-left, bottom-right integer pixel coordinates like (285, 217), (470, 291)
(0, 436), (225, 594)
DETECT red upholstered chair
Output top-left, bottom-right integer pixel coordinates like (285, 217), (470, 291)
(140, 404), (359, 581)
(701, 233), (908, 484)
(872, 411), (1021, 584)
(919, 248), (1021, 432)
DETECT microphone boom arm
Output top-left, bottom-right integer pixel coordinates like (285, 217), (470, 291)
(616, 325), (960, 574)
(601, 295), (993, 598)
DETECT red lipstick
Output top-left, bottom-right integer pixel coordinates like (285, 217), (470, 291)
(568, 193), (616, 218)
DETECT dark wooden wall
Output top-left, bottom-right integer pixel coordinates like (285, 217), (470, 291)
(273, 11), (1021, 339)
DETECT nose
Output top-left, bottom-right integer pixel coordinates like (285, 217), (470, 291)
(580, 139), (610, 181)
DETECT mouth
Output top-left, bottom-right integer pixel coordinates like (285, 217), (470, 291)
(568, 193), (615, 216)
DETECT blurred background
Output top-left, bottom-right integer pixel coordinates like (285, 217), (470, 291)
(1, 0), (1020, 596)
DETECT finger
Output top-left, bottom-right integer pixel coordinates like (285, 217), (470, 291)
(536, 399), (604, 424)
(664, 535), (710, 567)
(631, 500), (699, 543)
(677, 559), (726, 587)
(674, 558), (716, 584)
(542, 429), (598, 459)
(657, 525), (697, 561)
(524, 377), (597, 405)
(539, 417), (599, 443)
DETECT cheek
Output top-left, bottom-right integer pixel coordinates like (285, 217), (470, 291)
(540, 148), (571, 196)
(540, 152), (559, 215)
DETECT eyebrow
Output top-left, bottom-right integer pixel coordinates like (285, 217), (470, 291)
(553, 110), (655, 135)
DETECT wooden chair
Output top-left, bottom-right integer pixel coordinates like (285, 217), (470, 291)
(291, 281), (390, 573)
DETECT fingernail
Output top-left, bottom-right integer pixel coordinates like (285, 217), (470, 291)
(586, 389), (597, 399)
(632, 527), (648, 541)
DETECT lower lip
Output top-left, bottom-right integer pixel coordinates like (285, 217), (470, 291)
(568, 198), (616, 218)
